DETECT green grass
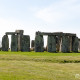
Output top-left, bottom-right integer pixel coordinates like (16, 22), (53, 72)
(0, 51), (80, 80)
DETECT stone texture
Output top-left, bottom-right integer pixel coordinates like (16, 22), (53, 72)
(11, 34), (18, 51)
(69, 36), (72, 52)
(31, 40), (35, 48)
(35, 35), (44, 52)
(56, 36), (62, 52)
(17, 34), (23, 51)
(72, 37), (79, 52)
(2, 35), (9, 51)
(61, 36), (70, 53)
(21, 35), (30, 52)
(78, 39), (80, 51)
(47, 35), (56, 52)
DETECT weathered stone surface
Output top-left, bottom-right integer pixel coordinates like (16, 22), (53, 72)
(11, 34), (18, 51)
(35, 35), (44, 52)
(47, 35), (56, 52)
(17, 34), (23, 51)
(21, 35), (30, 52)
(56, 36), (62, 52)
(31, 40), (35, 48)
(78, 39), (80, 51)
(69, 36), (72, 52)
(2, 35), (9, 51)
(61, 36), (70, 53)
(72, 37), (79, 52)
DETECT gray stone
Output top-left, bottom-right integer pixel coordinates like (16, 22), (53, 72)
(2, 35), (9, 51)
(56, 36), (62, 52)
(47, 35), (56, 52)
(31, 40), (35, 48)
(21, 35), (30, 52)
(35, 35), (44, 52)
(61, 36), (70, 53)
(11, 34), (18, 51)
(72, 37), (79, 52)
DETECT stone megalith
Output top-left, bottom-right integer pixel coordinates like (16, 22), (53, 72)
(72, 37), (79, 52)
(2, 35), (9, 51)
(47, 35), (56, 52)
(31, 40), (35, 48)
(61, 36), (70, 53)
(56, 36), (62, 52)
(35, 35), (44, 52)
(21, 35), (30, 52)
(11, 34), (18, 51)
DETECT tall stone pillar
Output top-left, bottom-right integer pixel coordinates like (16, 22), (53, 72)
(11, 34), (18, 51)
(61, 36), (70, 53)
(31, 40), (35, 48)
(56, 36), (62, 52)
(35, 35), (44, 52)
(69, 36), (72, 52)
(2, 35), (9, 51)
(78, 39), (80, 51)
(47, 35), (56, 52)
(21, 35), (30, 52)
(72, 36), (79, 52)
(16, 30), (24, 51)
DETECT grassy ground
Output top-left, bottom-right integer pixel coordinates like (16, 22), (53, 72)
(0, 51), (80, 80)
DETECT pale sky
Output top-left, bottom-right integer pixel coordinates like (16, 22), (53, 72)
(0, 0), (80, 46)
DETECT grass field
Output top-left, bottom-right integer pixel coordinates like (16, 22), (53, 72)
(0, 51), (80, 80)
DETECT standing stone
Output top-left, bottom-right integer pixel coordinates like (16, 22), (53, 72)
(69, 36), (72, 52)
(56, 36), (62, 52)
(21, 35), (30, 52)
(47, 35), (56, 52)
(35, 35), (44, 52)
(78, 39), (80, 51)
(16, 30), (24, 51)
(31, 40), (35, 48)
(11, 34), (18, 51)
(72, 36), (79, 52)
(61, 36), (70, 53)
(2, 35), (9, 51)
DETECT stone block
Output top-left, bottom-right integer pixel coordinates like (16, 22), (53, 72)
(35, 35), (44, 52)
(21, 35), (30, 52)
(72, 37), (79, 52)
(31, 40), (35, 48)
(61, 36), (70, 53)
(2, 35), (9, 51)
(11, 34), (18, 51)
(47, 35), (56, 52)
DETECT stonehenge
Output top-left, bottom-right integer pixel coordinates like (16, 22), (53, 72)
(1, 30), (80, 53)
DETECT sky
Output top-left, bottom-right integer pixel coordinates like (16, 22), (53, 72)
(0, 0), (80, 46)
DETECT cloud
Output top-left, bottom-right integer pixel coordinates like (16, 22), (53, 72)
(36, 0), (80, 24)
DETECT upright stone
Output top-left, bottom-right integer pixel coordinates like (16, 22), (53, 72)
(21, 35), (30, 52)
(56, 36), (62, 52)
(31, 40), (35, 48)
(35, 35), (44, 52)
(69, 36), (72, 52)
(72, 36), (79, 52)
(47, 35), (56, 52)
(61, 36), (70, 53)
(78, 39), (80, 51)
(2, 35), (9, 51)
(16, 30), (24, 51)
(11, 34), (18, 51)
